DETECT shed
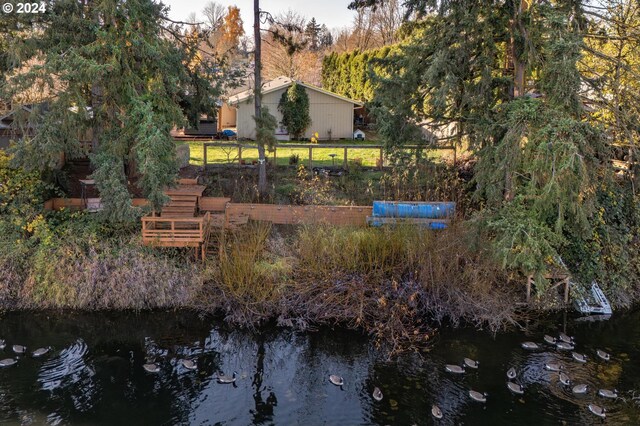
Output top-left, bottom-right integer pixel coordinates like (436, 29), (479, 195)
(228, 76), (363, 140)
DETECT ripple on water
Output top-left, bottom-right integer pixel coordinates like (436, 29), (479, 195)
(37, 338), (94, 394)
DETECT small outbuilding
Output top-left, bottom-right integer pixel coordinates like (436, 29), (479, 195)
(227, 76), (363, 141)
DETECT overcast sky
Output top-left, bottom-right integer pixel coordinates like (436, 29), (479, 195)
(162, 0), (357, 33)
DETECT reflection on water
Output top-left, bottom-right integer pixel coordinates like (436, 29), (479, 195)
(0, 310), (639, 425)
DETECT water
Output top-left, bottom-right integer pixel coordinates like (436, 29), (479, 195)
(1, 310), (640, 425)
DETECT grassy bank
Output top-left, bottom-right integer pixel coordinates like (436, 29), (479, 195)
(0, 208), (521, 355)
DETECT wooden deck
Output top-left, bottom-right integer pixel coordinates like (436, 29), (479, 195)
(142, 212), (212, 260)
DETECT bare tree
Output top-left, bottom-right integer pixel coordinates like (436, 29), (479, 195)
(371, 0), (404, 45)
(203, 1), (226, 30)
(262, 10), (308, 79)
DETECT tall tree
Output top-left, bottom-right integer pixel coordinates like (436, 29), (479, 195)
(305, 18), (322, 51)
(254, 0), (268, 194)
(369, 0), (609, 282)
(219, 6), (244, 54)
(2, 0), (225, 220)
(262, 11), (309, 80)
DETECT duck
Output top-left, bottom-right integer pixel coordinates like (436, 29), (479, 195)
(469, 390), (488, 403)
(32, 347), (51, 358)
(588, 404), (606, 418)
(544, 335), (557, 345)
(598, 388), (618, 399)
(463, 358), (479, 369)
(572, 352), (588, 363)
(596, 349), (610, 361)
(544, 362), (563, 372)
(556, 341), (575, 351)
(0, 358), (17, 367)
(431, 404), (443, 419)
(559, 372), (571, 386)
(521, 341), (539, 350)
(572, 383), (588, 394)
(180, 359), (197, 370)
(143, 363), (160, 373)
(328, 374), (344, 386)
(372, 387), (383, 401)
(445, 364), (465, 374)
(558, 332), (574, 344)
(217, 371), (238, 384)
(507, 382), (524, 395)
(507, 367), (517, 380)
(0, 339), (5, 350)
(12, 345), (26, 355)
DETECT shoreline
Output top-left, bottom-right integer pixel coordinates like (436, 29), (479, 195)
(1, 220), (569, 356)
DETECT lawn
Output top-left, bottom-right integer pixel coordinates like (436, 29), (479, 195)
(181, 140), (455, 168)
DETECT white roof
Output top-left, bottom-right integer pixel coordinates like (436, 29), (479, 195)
(228, 76), (363, 106)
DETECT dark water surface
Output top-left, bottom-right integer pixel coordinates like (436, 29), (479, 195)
(1, 310), (640, 425)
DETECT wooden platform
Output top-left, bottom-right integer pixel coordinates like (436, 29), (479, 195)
(142, 212), (212, 260)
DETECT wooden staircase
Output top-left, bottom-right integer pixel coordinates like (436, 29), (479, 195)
(161, 194), (198, 218)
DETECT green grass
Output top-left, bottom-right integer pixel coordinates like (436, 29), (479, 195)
(181, 140), (455, 168)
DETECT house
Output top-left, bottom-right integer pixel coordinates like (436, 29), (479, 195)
(227, 76), (364, 141)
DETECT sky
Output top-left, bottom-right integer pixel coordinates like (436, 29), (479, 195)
(162, 0), (357, 33)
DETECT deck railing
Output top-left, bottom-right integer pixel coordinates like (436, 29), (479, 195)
(141, 212), (210, 248)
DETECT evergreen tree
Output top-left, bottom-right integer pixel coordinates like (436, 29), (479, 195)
(1, 0), (225, 220)
(305, 18), (322, 51)
(370, 1), (610, 283)
(319, 24), (334, 48)
(277, 83), (311, 140)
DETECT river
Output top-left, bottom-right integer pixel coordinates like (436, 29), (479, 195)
(0, 310), (639, 425)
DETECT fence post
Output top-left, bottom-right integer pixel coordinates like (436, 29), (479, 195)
(308, 146), (313, 175)
(238, 145), (242, 166)
(379, 147), (384, 170)
(203, 143), (208, 169)
(343, 147), (348, 169)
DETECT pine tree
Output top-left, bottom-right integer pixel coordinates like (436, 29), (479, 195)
(2, 0), (225, 221)
(305, 18), (322, 51)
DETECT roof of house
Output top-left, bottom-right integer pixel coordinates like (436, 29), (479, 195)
(228, 76), (364, 106)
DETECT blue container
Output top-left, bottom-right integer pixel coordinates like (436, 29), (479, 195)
(372, 201), (455, 219)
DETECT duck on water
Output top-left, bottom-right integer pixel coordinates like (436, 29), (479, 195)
(463, 358), (479, 369)
(445, 364), (465, 374)
(598, 388), (618, 399)
(588, 404), (606, 419)
(431, 405), (443, 419)
(218, 371), (238, 384)
(372, 387), (383, 402)
(0, 358), (17, 367)
(572, 384), (589, 394)
(596, 349), (611, 361)
(469, 390), (488, 403)
(559, 372), (571, 386)
(507, 382), (524, 395)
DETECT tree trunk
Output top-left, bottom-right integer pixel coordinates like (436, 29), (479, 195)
(254, 0), (267, 195)
(512, 0), (530, 98)
(505, 0), (530, 201)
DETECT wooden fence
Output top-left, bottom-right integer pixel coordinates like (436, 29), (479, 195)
(201, 142), (456, 170)
(225, 203), (372, 226)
